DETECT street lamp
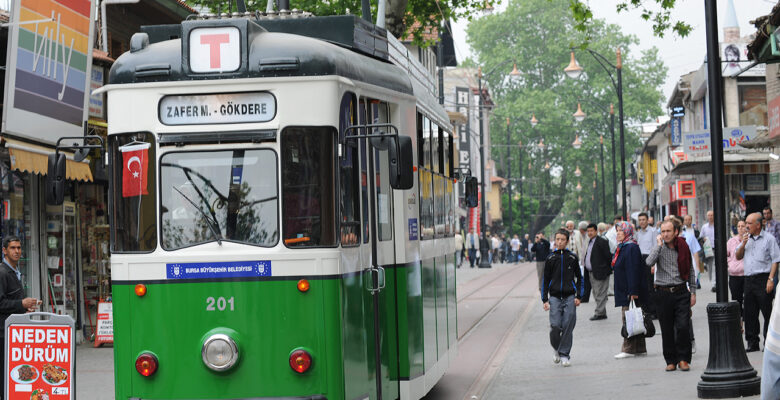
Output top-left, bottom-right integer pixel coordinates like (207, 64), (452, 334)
(507, 114), (537, 239)
(477, 60), (517, 268)
(573, 103), (586, 122)
(574, 165), (582, 177)
(565, 48), (628, 220)
(571, 134), (582, 150)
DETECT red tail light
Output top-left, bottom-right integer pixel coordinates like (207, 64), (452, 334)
(135, 353), (159, 377)
(289, 349), (312, 373)
(297, 279), (310, 292)
(134, 284), (147, 297)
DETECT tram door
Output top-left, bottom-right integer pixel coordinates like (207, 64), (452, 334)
(366, 100), (399, 400)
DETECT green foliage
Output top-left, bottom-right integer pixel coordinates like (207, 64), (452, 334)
(469, 0), (666, 235)
(183, 0), (493, 47)
(567, 0), (692, 38)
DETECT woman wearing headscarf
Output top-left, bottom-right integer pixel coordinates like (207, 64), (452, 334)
(613, 221), (650, 359)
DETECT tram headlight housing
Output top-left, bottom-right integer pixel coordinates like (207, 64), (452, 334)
(202, 334), (239, 372)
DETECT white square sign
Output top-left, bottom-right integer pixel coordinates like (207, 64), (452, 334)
(189, 27), (241, 73)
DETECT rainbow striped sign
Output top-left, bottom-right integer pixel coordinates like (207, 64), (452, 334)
(2, 0), (94, 145)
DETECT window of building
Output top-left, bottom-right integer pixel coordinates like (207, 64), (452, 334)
(738, 83), (767, 126)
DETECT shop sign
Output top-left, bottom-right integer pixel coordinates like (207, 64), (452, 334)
(158, 92), (276, 125)
(745, 174), (767, 191)
(671, 106), (685, 118)
(94, 302), (112, 347)
(771, 172), (780, 186)
(770, 96), (780, 138)
(5, 313), (74, 400)
(676, 180), (696, 199)
(682, 130), (710, 159)
(723, 126), (755, 152)
(1, 0), (95, 145)
(2, 200), (8, 220)
(670, 118), (682, 146)
(88, 66), (104, 119)
(680, 205), (688, 216)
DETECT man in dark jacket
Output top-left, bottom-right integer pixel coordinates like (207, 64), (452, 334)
(0, 236), (39, 395)
(542, 229), (582, 367)
(532, 232), (551, 291)
(584, 223), (613, 320)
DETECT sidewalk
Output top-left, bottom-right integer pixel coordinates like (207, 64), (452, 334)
(484, 274), (764, 400)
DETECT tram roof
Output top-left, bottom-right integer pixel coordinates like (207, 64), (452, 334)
(108, 17), (414, 96)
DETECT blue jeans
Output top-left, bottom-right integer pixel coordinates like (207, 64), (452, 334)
(468, 248), (477, 267)
(549, 295), (577, 358)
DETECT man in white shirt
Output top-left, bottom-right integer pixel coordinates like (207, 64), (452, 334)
(636, 212), (657, 317)
(699, 210), (716, 290)
(605, 215), (621, 254)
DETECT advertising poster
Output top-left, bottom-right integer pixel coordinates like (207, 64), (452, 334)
(6, 324), (73, 400)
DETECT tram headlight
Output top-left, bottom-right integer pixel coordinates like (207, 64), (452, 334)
(202, 334), (239, 371)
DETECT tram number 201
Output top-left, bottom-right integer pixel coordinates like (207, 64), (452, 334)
(206, 296), (235, 311)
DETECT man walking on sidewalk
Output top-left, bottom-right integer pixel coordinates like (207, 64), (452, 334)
(736, 212), (780, 352)
(532, 233), (551, 291)
(636, 212), (657, 318)
(584, 223), (612, 320)
(542, 229), (582, 367)
(466, 229), (479, 268)
(645, 220), (696, 372)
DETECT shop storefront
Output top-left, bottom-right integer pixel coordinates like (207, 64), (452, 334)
(0, 137), (110, 343)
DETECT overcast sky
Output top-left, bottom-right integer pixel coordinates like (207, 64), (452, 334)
(451, 0), (775, 109)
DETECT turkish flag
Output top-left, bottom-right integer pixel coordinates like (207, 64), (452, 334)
(121, 143), (151, 197)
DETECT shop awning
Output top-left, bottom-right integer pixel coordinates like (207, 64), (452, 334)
(4, 138), (93, 182)
(668, 152), (769, 176)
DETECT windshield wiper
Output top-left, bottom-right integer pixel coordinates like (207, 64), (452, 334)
(173, 186), (223, 246)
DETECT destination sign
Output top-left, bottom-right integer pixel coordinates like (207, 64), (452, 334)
(159, 92), (276, 125)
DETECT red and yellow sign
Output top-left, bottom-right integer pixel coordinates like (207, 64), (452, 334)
(6, 325), (73, 400)
(676, 180), (696, 199)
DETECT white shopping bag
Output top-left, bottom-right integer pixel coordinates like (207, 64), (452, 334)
(625, 299), (646, 337)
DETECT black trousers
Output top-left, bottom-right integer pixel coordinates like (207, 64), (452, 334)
(642, 254), (657, 315)
(744, 273), (774, 347)
(728, 275), (745, 318)
(655, 288), (692, 365)
(581, 269), (591, 302)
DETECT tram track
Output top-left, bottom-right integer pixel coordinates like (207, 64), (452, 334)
(456, 264), (535, 341)
(456, 264), (526, 303)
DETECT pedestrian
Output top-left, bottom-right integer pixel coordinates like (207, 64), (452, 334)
(541, 229), (582, 367)
(677, 215), (703, 288)
(584, 223), (612, 320)
(612, 221), (649, 359)
(491, 233), (500, 264)
(466, 228), (479, 268)
(736, 212), (780, 352)
(763, 206), (780, 247)
(645, 220), (696, 371)
(700, 210), (716, 291)
(605, 215), (621, 253)
(636, 212), (657, 319)
(532, 232), (551, 290)
(511, 234), (521, 264)
(454, 231), (464, 268)
(522, 233), (531, 261)
(480, 233), (490, 265)
(762, 294), (780, 399)
(0, 236), (40, 396)
(726, 219), (746, 317)
(574, 221), (590, 302)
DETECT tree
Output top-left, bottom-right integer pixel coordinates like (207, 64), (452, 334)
(566, 0), (692, 39)
(184, 0), (493, 46)
(468, 0), (666, 236)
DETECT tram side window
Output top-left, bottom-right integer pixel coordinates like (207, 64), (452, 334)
(359, 99), (369, 244)
(109, 132), (157, 252)
(281, 127), (337, 248)
(431, 123), (440, 174)
(371, 100), (393, 242)
(443, 131), (451, 178)
(417, 111), (434, 240)
(339, 93), (361, 246)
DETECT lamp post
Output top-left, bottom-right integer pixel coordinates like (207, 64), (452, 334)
(477, 61), (520, 268)
(697, 0), (760, 397)
(565, 49), (627, 219)
(506, 117), (513, 237)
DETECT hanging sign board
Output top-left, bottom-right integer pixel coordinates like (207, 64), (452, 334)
(676, 180), (696, 199)
(5, 313), (75, 400)
(94, 302), (112, 347)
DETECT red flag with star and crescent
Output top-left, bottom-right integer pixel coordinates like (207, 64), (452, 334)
(121, 143), (151, 197)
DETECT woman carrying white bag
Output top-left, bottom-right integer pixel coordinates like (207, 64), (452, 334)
(612, 222), (651, 359)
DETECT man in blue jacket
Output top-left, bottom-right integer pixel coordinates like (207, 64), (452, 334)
(542, 229), (583, 367)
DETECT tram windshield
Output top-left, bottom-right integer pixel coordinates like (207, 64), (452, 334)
(160, 149), (279, 250)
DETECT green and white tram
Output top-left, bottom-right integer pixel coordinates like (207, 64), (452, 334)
(97, 13), (460, 400)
